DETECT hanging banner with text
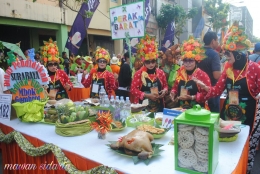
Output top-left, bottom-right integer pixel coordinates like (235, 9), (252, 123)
(4, 60), (49, 103)
(110, 1), (145, 40)
(65, 0), (100, 55)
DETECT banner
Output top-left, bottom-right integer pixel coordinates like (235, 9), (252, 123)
(124, 0), (151, 53)
(110, 1), (145, 40)
(160, 21), (175, 53)
(65, 0), (100, 55)
(4, 60), (49, 102)
(193, 17), (205, 38)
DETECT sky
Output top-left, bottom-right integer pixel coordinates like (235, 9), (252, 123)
(223, 0), (260, 38)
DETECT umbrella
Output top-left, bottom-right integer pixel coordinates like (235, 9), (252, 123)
(0, 41), (26, 59)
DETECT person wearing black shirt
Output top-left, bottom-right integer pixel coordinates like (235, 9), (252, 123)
(198, 31), (221, 113)
(62, 52), (70, 75)
(116, 52), (132, 100)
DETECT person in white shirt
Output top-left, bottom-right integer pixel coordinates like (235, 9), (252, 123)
(0, 68), (7, 93)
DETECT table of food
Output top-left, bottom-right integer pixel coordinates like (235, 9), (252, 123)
(0, 96), (249, 174)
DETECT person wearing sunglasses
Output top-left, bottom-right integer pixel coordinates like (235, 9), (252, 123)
(170, 36), (211, 109)
(41, 39), (72, 100)
(82, 47), (118, 99)
(161, 44), (181, 108)
(131, 34), (168, 112)
(193, 22), (260, 173)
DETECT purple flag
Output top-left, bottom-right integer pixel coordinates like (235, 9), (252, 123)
(124, 0), (151, 53)
(65, 0), (100, 55)
(161, 21), (175, 53)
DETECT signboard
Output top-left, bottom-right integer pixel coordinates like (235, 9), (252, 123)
(0, 94), (12, 120)
(4, 60), (49, 103)
(110, 1), (145, 40)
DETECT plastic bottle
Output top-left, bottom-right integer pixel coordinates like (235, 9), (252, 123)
(115, 96), (120, 107)
(124, 97), (131, 116)
(99, 86), (106, 106)
(110, 96), (115, 108)
(113, 96), (121, 120)
(119, 96), (125, 109)
(104, 95), (110, 107)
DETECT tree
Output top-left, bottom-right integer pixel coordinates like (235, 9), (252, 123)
(204, 0), (230, 32)
(33, 0), (93, 55)
(156, 4), (197, 43)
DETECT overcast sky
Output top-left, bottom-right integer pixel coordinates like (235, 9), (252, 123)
(223, 0), (260, 38)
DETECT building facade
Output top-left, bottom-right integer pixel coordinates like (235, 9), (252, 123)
(229, 5), (253, 40)
(0, 0), (123, 56)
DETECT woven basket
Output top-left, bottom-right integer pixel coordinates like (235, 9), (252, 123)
(55, 119), (92, 137)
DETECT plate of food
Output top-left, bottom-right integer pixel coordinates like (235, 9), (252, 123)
(136, 124), (169, 139)
(84, 98), (100, 106)
(107, 130), (164, 165)
(110, 120), (126, 131)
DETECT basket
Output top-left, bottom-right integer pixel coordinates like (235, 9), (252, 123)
(55, 119), (92, 137)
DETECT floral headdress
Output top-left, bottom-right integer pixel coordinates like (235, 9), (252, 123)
(41, 38), (60, 65)
(164, 44), (181, 58)
(136, 34), (158, 62)
(222, 21), (248, 51)
(95, 47), (110, 62)
(180, 36), (206, 62)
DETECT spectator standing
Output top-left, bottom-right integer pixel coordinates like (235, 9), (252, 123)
(198, 31), (221, 112)
(62, 52), (70, 75)
(249, 42), (260, 63)
(116, 52), (132, 100)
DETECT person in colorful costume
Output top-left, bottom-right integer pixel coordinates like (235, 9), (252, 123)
(131, 34), (168, 112)
(170, 36), (211, 109)
(82, 56), (93, 73)
(59, 57), (64, 70)
(70, 55), (82, 76)
(193, 21), (260, 173)
(81, 47), (118, 98)
(41, 38), (73, 100)
(161, 44), (181, 108)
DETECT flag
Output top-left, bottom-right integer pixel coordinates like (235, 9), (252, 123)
(124, 0), (151, 53)
(193, 17), (205, 38)
(160, 21), (175, 53)
(65, 0), (100, 55)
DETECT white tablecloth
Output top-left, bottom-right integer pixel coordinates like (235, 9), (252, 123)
(0, 119), (249, 174)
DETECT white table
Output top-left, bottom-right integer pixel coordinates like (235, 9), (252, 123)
(0, 119), (249, 174)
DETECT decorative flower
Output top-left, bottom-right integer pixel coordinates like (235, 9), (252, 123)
(222, 21), (249, 51)
(40, 38), (60, 65)
(91, 111), (113, 134)
(180, 36), (206, 62)
(136, 34), (158, 62)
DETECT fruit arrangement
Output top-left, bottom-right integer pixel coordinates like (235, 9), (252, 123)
(56, 101), (90, 124)
(44, 106), (59, 123)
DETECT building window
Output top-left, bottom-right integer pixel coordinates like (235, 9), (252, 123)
(111, 0), (118, 2)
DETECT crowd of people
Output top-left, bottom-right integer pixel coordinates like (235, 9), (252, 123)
(1, 21), (260, 173)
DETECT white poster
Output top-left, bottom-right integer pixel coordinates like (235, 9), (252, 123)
(110, 1), (145, 40)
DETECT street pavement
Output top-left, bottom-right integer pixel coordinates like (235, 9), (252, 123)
(0, 150), (259, 173)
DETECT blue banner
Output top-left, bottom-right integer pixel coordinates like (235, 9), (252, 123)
(65, 0), (100, 55)
(193, 17), (205, 38)
(160, 21), (175, 53)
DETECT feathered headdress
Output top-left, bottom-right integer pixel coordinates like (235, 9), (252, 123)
(136, 34), (158, 62)
(95, 47), (110, 62)
(180, 36), (206, 62)
(41, 38), (60, 65)
(222, 21), (248, 51)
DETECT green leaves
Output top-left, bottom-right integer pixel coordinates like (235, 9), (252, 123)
(204, 0), (230, 32)
(156, 4), (197, 42)
(107, 142), (164, 165)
